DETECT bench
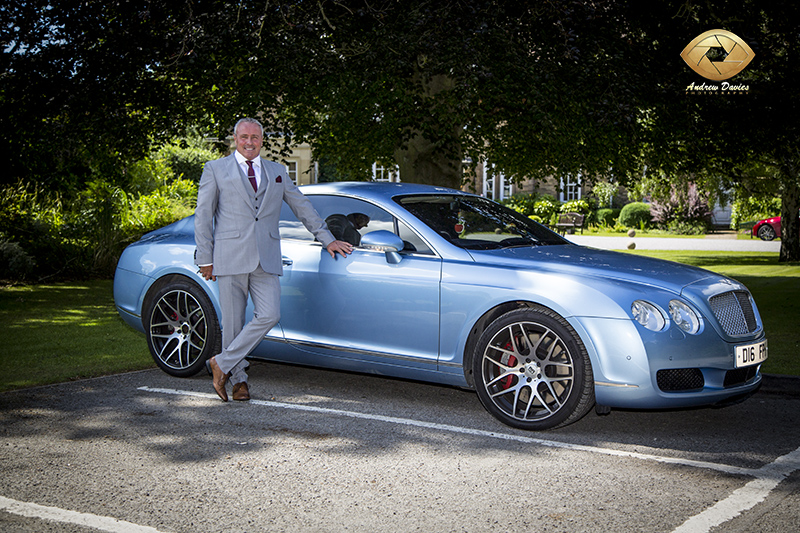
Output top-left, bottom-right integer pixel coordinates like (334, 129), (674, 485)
(555, 212), (585, 235)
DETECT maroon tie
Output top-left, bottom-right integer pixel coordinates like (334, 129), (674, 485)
(246, 160), (258, 191)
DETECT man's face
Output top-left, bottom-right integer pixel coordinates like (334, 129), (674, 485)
(235, 122), (263, 160)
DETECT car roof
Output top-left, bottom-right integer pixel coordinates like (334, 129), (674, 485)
(298, 181), (472, 202)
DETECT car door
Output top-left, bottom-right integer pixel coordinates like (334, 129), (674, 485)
(278, 195), (442, 372)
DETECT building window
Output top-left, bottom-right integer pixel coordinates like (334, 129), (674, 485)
(483, 163), (510, 201)
(372, 163), (400, 182)
(559, 174), (582, 202)
(287, 161), (298, 184)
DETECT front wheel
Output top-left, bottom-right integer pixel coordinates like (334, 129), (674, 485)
(757, 224), (776, 241)
(143, 277), (221, 377)
(472, 307), (594, 430)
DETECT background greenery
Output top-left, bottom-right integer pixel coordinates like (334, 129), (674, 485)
(0, 138), (210, 280)
(2, 1), (798, 262)
(0, 250), (795, 393)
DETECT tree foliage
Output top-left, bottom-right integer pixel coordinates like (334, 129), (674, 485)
(2, 1), (799, 260)
(1, 1), (220, 190)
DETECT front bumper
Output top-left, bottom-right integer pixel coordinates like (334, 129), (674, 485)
(574, 316), (765, 409)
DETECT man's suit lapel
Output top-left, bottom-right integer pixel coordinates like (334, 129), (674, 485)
(256, 157), (277, 217)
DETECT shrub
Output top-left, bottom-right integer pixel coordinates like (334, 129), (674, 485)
(71, 179), (130, 277)
(127, 155), (175, 195)
(0, 183), (88, 280)
(667, 220), (709, 235)
(502, 193), (539, 216)
(0, 155), (199, 280)
(595, 208), (620, 227)
(0, 238), (36, 281)
(618, 202), (652, 228)
(122, 178), (197, 235)
(532, 196), (561, 221)
(559, 199), (591, 215)
(650, 183), (712, 231)
(157, 141), (218, 183)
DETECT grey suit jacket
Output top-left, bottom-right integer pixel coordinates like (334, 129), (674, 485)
(194, 153), (335, 276)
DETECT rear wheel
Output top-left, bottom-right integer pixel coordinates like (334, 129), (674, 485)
(757, 224), (776, 241)
(143, 277), (220, 377)
(472, 307), (594, 430)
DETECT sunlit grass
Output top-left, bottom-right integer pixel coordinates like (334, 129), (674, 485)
(0, 280), (153, 392)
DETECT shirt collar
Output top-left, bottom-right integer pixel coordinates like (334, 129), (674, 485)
(234, 150), (259, 169)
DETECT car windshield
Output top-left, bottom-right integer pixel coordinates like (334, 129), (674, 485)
(395, 194), (569, 250)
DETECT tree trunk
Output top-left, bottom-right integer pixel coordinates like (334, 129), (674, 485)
(394, 135), (463, 190)
(779, 176), (800, 263)
(393, 72), (463, 190)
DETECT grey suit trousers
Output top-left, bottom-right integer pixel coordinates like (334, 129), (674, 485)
(215, 264), (280, 383)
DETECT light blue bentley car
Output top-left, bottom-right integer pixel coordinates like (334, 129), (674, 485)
(114, 182), (767, 430)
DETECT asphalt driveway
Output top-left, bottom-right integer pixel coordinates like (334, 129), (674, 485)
(1, 361), (799, 532)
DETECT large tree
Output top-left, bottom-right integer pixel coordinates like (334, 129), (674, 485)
(3, 1), (798, 259)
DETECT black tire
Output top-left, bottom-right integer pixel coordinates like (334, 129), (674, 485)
(142, 277), (221, 377)
(757, 224), (776, 241)
(472, 307), (594, 430)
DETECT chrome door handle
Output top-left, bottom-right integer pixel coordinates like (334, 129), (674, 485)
(282, 257), (293, 266)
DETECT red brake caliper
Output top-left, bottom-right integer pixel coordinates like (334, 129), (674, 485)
(500, 340), (517, 389)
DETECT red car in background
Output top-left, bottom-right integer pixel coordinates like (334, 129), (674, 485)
(752, 215), (800, 241)
(752, 216), (781, 241)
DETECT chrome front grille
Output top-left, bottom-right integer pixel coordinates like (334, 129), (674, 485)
(709, 290), (758, 336)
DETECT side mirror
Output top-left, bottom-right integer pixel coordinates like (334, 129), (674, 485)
(360, 230), (404, 264)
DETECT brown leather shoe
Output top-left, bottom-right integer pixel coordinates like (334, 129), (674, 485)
(232, 382), (250, 401)
(208, 356), (228, 402)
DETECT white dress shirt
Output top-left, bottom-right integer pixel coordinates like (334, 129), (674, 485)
(234, 150), (262, 189)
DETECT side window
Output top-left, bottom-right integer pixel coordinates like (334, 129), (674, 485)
(310, 196), (394, 245)
(280, 195), (432, 254)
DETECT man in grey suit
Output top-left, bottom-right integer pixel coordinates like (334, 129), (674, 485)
(194, 117), (352, 402)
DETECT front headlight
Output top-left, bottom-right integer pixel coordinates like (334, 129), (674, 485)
(669, 299), (702, 334)
(631, 300), (667, 331)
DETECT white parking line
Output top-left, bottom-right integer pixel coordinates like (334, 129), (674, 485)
(0, 495), (166, 533)
(138, 386), (800, 532)
(138, 385), (758, 476)
(673, 446), (800, 533)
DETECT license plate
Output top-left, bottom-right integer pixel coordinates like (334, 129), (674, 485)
(735, 340), (768, 368)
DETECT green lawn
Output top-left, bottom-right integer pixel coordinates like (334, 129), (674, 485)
(0, 280), (153, 392)
(0, 251), (796, 393)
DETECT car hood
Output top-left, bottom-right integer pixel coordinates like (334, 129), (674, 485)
(467, 244), (722, 294)
(140, 215), (195, 239)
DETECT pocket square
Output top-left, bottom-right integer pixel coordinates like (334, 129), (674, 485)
(276, 175), (282, 183)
